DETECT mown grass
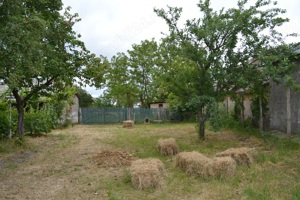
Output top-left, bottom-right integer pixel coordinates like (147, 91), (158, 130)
(1, 123), (300, 200)
(97, 123), (300, 200)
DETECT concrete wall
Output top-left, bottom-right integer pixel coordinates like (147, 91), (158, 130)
(225, 94), (253, 119)
(269, 61), (300, 134)
(70, 95), (79, 123)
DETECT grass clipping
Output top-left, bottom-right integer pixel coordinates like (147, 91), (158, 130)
(158, 138), (179, 156)
(93, 150), (136, 168)
(216, 147), (256, 166)
(175, 151), (236, 179)
(130, 158), (164, 190)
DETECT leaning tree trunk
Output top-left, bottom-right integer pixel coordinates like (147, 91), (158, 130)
(12, 90), (25, 138)
(16, 105), (25, 138)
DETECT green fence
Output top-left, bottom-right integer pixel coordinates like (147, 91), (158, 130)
(80, 107), (182, 124)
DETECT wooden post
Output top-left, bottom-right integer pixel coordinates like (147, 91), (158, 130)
(259, 96), (263, 132)
(286, 87), (291, 137)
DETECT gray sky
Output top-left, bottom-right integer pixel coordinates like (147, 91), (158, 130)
(62, 0), (300, 97)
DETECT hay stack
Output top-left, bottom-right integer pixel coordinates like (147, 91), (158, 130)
(130, 158), (164, 190)
(157, 138), (179, 156)
(216, 147), (256, 166)
(123, 120), (134, 128)
(212, 156), (236, 178)
(175, 151), (213, 178)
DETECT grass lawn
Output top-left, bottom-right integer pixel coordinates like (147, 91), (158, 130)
(0, 123), (300, 200)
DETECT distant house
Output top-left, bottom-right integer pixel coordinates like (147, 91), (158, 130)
(149, 102), (169, 109)
(224, 89), (253, 120)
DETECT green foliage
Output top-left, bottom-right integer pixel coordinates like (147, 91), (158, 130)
(251, 92), (269, 127)
(24, 105), (58, 136)
(0, 102), (9, 139)
(105, 52), (139, 107)
(128, 39), (160, 107)
(154, 0), (298, 139)
(93, 95), (114, 108)
(0, 0), (100, 137)
(76, 87), (94, 108)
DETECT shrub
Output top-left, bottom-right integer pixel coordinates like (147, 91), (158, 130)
(0, 102), (9, 139)
(24, 104), (59, 136)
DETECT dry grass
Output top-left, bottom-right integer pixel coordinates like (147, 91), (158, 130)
(216, 147), (256, 166)
(1, 124), (300, 200)
(158, 138), (179, 156)
(93, 149), (136, 168)
(175, 151), (213, 178)
(211, 156), (236, 178)
(130, 158), (164, 190)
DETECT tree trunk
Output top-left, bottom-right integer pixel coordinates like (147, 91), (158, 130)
(259, 96), (263, 132)
(241, 95), (245, 127)
(12, 90), (25, 138)
(198, 107), (205, 141)
(17, 106), (25, 138)
(286, 87), (291, 137)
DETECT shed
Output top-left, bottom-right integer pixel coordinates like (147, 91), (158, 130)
(269, 60), (300, 134)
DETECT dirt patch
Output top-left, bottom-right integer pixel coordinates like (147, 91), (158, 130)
(93, 149), (136, 168)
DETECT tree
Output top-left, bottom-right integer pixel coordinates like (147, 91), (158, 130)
(155, 0), (297, 140)
(76, 87), (94, 108)
(93, 94), (114, 108)
(128, 39), (159, 107)
(105, 52), (138, 107)
(0, 0), (97, 138)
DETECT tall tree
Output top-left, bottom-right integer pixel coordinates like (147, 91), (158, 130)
(155, 0), (297, 140)
(0, 0), (97, 138)
(105, 52), (138, 107)
(128, 39), (159, 107)
(76, 87), (94, 108)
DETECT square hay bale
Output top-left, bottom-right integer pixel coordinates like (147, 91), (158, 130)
(212, 156), (236, 178)
(175, 151), (213, 178)
(123, 120), (134, 128)
(130, 158), (164, 190)
(216, 147), (256, 166)
(157, 138), (179, 156)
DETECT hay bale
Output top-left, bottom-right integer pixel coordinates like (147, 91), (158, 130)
(157, 138), (179, 156)
(175, 151), (213, 178)
(212, 156), (236, 178)
(216, 147), (256, 166)
(123, 120), (134, 128)
(130, 158), (164, 190)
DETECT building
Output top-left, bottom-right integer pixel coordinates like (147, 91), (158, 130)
(269, 47), (300, 134)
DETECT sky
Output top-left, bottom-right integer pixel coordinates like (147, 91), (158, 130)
(61, 0), (300, 97)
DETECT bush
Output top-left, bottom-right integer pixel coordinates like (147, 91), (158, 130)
(209, 103), (238, 131)
(0, 102), (9, 139)
(24, 104), (59, 136)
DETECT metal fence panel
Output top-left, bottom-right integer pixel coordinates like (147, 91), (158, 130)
(80, 107), (181, 124)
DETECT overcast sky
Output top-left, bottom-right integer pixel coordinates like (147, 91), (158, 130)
(61, 0), (300, 97)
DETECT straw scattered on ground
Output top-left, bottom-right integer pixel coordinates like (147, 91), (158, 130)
(93, 149), (136, 168)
